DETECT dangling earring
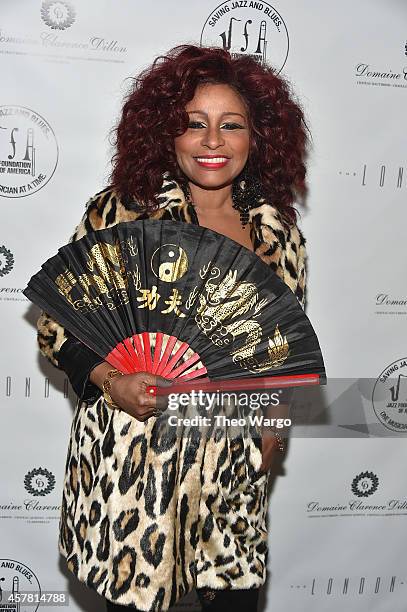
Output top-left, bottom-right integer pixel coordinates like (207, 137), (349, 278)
(232, 171), (263, 229)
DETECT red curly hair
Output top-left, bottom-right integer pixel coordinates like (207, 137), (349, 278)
(110, 44), (308, 223)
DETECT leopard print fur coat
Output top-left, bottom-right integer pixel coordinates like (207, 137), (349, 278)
(36, 176), (307, 611)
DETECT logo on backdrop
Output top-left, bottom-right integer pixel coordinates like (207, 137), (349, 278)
(0, 560), (41, 612)
(351, 470), (379, 497)
(306, 464), (407, 518)
(0, 4), (127, 64)
(0, 246), (14, 277)
(41, 1), (76, 30)
(2, 376), (71, 397)
(201, 1), (289, 72)
(374, 293), (407, 317)
(355, 39), (407, 88)
(0, 464), (60, 524)
(289, 573), (403, 597)
(24, 468), (56, 497)
(338, 163), (406, 191)
(372, 358), (407, 433)
(0, 106), (58, 198)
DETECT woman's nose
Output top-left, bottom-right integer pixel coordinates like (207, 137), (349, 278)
(201, 126), (225, 149)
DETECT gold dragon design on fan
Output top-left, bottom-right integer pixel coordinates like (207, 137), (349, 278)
(194, 268), (289, 373)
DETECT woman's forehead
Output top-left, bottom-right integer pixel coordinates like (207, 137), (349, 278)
(186, 83), (248, 115)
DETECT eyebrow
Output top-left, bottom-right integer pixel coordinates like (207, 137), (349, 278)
(187, 110), (247, 120)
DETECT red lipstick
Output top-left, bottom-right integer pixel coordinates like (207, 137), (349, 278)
(194, 155), (230, 169)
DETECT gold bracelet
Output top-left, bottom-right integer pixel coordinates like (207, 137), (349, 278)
(102, 369), (123, 409)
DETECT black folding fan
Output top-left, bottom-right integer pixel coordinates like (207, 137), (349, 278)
(24, 219), (326, 387)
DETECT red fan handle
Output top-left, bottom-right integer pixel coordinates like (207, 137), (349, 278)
(146, 373), (322, 396)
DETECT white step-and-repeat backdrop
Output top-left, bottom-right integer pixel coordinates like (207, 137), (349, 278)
(1, 1), (406, 611)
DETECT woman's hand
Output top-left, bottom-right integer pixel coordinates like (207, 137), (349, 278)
(89, 362), (172, 421)
(109, 371), (172, 421)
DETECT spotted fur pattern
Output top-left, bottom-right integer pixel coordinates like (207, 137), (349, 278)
(37, 178), (307, 610)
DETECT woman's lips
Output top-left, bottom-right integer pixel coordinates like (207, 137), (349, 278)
(194, 156), (230, 169)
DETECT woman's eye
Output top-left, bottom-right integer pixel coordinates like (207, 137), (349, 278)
(187, 121), (245, 130)
(221, 123), (244, 130)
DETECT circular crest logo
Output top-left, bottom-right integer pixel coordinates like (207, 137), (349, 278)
(0, 246), (14, 277)
(201, 1), (289, 72)
(0, 559), (41, 612)
(41, 1), (76, 30)
(24, 468), (55, 497)
(351, 471), (379, 497)
(0, 106), (58, 198)
(372, 358), (407, 433)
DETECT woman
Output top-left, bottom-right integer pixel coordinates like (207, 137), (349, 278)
(36, 45), (308, 611)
